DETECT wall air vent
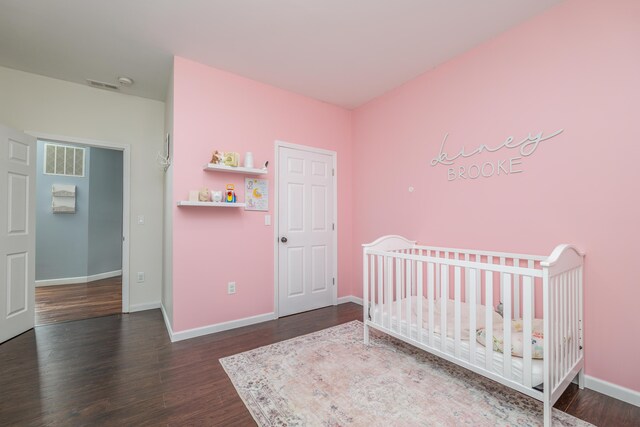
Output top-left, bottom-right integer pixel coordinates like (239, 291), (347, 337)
(86, 79), (120, 90)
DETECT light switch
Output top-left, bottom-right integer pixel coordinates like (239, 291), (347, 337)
(264, 215), (271, 226)
(137, 215), (145, 225)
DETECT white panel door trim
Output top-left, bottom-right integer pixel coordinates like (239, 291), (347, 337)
(26, 131), (131, 313)
(274, 140), (338, 317)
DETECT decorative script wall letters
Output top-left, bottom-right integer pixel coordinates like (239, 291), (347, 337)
(430, 129), (564, 181)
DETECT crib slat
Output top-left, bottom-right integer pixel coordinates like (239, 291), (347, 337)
(364, 253), (369, 330)
(440, 264), (448, 353)
(499, 257), (506, 304)
(412, 250), (417, 296)
(469, 268), (477, 365)
(569, 271), (574, 372)
(560, 273), (565, 377)
(553, 276), (558, 388)
(464, 253), (470, 308)
(557, 273), (562, 383)
(486, 256), (493, 307)
(514, 258), (520, 319)
(567, 270), (573, 370)
(436, 253), (441, 301)
(396, 258), (402, 334)
(555, 275), (561, 388)
(523, 275), (533, 388)
(578, 267), (584, 364)
(571, 269), (577, 368)
(568, 272), (572, 372)
(485, 270), (494, 372)
(406, 259), (412, 339)
(377, 255), (383, 325)
(562, 272), (568, 376)
(454, 266), (462, 358)
(476, 255), (482, 303)
(417, 261), (424, 343)
(428, 262), (435, 347)
(503, 273), (512, 380)
(386, 256), (393, 330)
(528, 259), (535, 318)
(370, 254), (375, 320)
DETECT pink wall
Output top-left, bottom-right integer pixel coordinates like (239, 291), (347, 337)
(352, 0), (640, 391)
(172, 57), (353, 331)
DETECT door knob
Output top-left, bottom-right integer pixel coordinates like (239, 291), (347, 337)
(281, 236), (288, 243)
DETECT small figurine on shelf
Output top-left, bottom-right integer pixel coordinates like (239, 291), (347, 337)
(198, 188), (211, 202)
(210, 150), (224, 165)
(211, 190), (223, 203)
(225, 184), (237, 203)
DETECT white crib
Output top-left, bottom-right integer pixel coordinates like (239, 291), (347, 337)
(362, 235), (584, 427)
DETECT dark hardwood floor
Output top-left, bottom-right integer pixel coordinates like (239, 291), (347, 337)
(35, 276), (122, 326)
(0, 303), (637, 426)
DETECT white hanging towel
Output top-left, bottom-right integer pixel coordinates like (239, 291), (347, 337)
(52, 197), (76, 213)
(52, 184), (76, 213)
(52, 184), (76, 197)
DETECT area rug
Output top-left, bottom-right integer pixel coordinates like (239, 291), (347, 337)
(220, 321), (591, 426)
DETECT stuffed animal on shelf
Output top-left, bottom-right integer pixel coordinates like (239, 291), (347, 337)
(225, 184), (237, 203)
(198, 188), (211, 202)
(210, 150), (224, 164)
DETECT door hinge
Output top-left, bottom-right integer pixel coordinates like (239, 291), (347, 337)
(333, 278), (335, 286)
(332, 223), (335, 231)
(332, 168), (335, 176)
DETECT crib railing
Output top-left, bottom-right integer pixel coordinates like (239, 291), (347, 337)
(362, 236), (584, 422)
(541, 244), (585, 423)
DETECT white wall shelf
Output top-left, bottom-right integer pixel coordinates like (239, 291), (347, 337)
(177, 201), (246, 208)
(203, 163), (267, 175)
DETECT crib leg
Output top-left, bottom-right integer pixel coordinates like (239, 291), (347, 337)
(577, 367), (585, 390)
(364, 324), (370, 345)
(543, 400), (552, 427)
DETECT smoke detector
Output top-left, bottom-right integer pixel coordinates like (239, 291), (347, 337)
(117, 76), (134, 87)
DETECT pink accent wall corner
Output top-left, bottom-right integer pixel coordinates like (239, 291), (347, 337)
(351, 0), (640, 391)
(171, 56), (354, 332)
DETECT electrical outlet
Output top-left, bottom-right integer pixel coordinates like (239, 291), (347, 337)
(137, 272), (145, 283)
(227, 281), (236, 294)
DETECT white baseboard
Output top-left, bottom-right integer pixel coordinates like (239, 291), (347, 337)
(166, 311), (277, 343)
(585, 375), (640, 407)
(129, 301), (161, 313)
(337, 295), (363, 306)
(160, 302), (174, 340)
(36, 269), (122, 287)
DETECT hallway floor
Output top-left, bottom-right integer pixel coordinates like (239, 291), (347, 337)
(35, 276), (122, 325)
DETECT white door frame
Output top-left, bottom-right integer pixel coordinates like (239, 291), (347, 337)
(273, 140), (338, 317)
(26, 131), (131, 313)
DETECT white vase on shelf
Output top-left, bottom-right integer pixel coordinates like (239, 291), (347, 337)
(244, 152), (254, 168)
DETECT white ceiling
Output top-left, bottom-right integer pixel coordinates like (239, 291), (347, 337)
(0, 0), (562, 109)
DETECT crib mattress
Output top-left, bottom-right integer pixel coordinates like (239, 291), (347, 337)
(370, 302), (544, 387)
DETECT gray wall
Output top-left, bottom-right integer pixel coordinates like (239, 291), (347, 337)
(36, 140), (90, 280)
(36, 142), (123, 282)
(88, 147), (123, 276)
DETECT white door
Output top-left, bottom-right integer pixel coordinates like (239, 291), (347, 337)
(0, 124), (36, 343)
(277, 144), (335, 317)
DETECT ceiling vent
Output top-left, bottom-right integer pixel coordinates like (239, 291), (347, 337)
(86, 79), (119, 90)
